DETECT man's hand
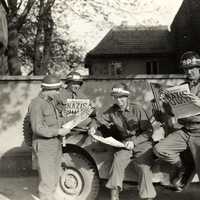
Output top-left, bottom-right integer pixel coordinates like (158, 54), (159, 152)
(88, 127), (96, 136)
(193, 99), (200, 107)
(124, 141), (134, 150)
(185, 92), (200, 107)
(88, 127), (98, 143)
(58, 128), (71, 136)
(90, 100), (96, 108)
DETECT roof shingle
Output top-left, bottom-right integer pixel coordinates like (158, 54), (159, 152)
(87, 26), (175, 56)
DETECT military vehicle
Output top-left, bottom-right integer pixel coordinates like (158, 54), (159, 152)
(21, 76), (197, 200)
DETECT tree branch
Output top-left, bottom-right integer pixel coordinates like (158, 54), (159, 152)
(17, 0), (36, 31)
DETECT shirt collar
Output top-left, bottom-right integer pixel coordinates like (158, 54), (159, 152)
(115, 101), (130, 112)
(39, 91), (54, 102)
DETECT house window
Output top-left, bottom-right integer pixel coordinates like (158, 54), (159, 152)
(108, 62), (123, 76)
(88, 65), (93, 75)
(146, 61), (159, 74)
(102, 65), (109, 75)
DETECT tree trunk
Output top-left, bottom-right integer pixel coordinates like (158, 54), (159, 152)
(33, 0), (55, 75)
(42, 10), (54, 72)
(6, 0), (35, 75)
(7, 14), (21, 75)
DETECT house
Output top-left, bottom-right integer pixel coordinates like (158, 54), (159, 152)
(85, 26), (180, 77)
(170, 0), (200, 57)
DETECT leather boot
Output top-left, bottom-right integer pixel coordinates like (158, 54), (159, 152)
(172, 162), (186, 192)
(110, 188), (119, 200)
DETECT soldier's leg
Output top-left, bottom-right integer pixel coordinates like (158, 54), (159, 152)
(54, 143), (62, 189)
(106, 149), (133, 191)
(134, 144), (156, 199)
(34, 140), (61, 200)
(188, 136), (200, 180)
(153, 130), (190, 191)
(153, 130), (189, 165)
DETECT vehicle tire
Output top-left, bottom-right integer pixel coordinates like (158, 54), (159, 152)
(23, 113), (33, 147)
(56, 151), (100, 200)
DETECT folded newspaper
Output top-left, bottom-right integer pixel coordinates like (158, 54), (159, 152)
(62, 99), (94, 130)
(91, 134), (125, 148)
(150, 82), (200, 119)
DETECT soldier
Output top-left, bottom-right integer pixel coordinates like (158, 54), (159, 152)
(29, 74), (70, 200)
(154, 51), (200, 191)
(59, 71), (88, 99)
(89, 83), (156, 200)
(57, 71), (94, 131)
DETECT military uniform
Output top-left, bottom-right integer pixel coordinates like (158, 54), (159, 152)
(29, 92), (62, 200)
(154, 80), (200, 179)
(153, 51), (200, 191)
(92, 102), (156, 199)
(57, 87), (94, 130)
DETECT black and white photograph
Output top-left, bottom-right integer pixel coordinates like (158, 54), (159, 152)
(0, 0), (200, 200)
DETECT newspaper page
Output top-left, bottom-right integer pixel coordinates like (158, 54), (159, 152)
(91, 134), (125, 148)
(62, 99), (94, 129)
(62, 99), (90, 118)
(150, 82), (200, 119)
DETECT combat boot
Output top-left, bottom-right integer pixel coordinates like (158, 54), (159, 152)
(110, 188), (119, 200)
(172, 162), (186, 192)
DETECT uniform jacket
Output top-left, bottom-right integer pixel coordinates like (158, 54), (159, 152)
(29, 92), (61, 140)
(91, 102), (153, 146)
(178, 80), (200, 134)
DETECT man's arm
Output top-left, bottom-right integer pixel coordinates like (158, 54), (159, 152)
(132, 106), (153, 146)
(89, 109), (113, 135)
(29, 100), (59, 138)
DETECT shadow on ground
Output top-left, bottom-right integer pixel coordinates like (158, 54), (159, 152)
(0, 177), (200, 200)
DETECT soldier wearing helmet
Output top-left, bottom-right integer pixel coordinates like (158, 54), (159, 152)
(89, 82), (156, 200)
(154, 51), (200, 192)
(180, 51), (200, 81)
(56, 71), (95, 133)
(28, 74), (70, 200)
(59, 71), (85, 100)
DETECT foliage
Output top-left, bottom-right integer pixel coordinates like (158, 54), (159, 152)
(47, 31), (84, 76)
(17, 0), (84, 75)
(2, 0), (181, 75)
(18, 18), (84, 75)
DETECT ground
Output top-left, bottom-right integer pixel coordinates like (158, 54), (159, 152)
(0, 176), (200, 200)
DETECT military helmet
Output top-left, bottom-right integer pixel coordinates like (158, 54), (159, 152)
(41, 74), (62, 90)
(111, 82), (130, 97)
(180, 51), (200, 69)
(65, 71), (83, 85)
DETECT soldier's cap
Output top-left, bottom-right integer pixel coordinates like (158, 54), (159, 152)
(111, 83), (130, 97)
(41, 74), (62, 90)
(65, 71), (83, 85)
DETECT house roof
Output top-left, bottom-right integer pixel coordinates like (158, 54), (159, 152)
(87, 26), (175, 57)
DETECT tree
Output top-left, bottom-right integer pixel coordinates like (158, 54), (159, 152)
(33, 0), (55, 75)
(0, 1), (8, 75)
(7, 0), (35, 75)
(2, 0), (168, 75)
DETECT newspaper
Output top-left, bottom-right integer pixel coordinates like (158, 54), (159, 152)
(91, 134), (125, 148)
(62, 99), (90, 118)
(62, 102), (94, 129)
(150, 82), (200, 119)
(61, 99), (94, 147)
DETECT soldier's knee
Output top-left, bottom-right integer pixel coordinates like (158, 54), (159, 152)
(153, 143), (164, 158)
(136, 164), (152, 175)
(137, 164), (150, 170)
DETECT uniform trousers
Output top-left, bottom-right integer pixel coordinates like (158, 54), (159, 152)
(154, 129), (200, 180)
(106, 142), (156, 199)
(33, 138), (62, 200)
